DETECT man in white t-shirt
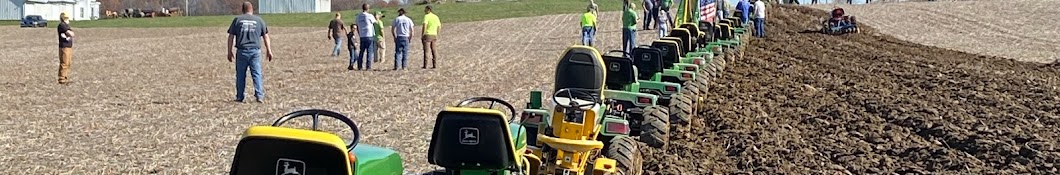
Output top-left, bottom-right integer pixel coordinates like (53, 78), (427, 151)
(350, 3), (377, 70)
(391, 8), (414, 70)
(753, 0), (766, 38)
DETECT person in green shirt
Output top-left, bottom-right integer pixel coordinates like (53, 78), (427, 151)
(661, 0), (673, 27)
(622, 1), (638, 54)
(421, 5), (441, 69)
(580, 6), (597, 46)
(373, 11), (386, 64)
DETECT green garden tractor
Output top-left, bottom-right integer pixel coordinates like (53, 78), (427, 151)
(424, 97), (542, 175)
(599, 50), (675, 148)
(228, 109), (404, 175)
(626, 46), (698, 126)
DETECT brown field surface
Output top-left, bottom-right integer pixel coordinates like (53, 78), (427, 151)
(809, 0), (1060, 63)
(0, 12), (660, 174)
(641, 4), (1060, 174)
(2, 2), (1059, 175)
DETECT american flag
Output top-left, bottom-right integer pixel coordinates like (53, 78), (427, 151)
(700, 0), (717, 23)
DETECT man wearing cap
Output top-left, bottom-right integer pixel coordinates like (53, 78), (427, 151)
(57, 12), (74, 84)
(391, 8), (414, 70)
(421, 5), (441, 69)
(580, 6), (597, 46)
(226, 2), (274, 103)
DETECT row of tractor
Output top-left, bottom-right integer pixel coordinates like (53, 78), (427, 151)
(224, 2), (755, 175)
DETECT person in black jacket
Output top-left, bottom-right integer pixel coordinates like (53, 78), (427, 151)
(57, 12), (75, 84)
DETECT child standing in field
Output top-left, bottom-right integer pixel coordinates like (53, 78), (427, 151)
(347, 23), (358, 64)
(373, 11), (387, 64)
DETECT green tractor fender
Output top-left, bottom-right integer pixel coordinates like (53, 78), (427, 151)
(520, 108), (550, 146)
(509, 123), (529, 151)
(680, 56), (708, 67)
(352, 145), (405, 175)
(601, 89), (659, 109)
(671, 63), (701, 76)
(598, 115), (631, 137)
(661, 69), (697, 82)
(637, 80), (682, 97)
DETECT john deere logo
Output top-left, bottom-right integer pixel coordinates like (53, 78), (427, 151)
(609, 62), (620, 71)
(459, 127), (479, 145)
(275, 158), (305, 175)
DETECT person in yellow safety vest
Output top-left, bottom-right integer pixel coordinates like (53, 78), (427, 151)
(581, 6), (597, 46)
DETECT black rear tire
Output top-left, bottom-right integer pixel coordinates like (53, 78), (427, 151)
(668, 94), (693, 126)
(606, 136), (644, 175)
(639, 106), (670, 149)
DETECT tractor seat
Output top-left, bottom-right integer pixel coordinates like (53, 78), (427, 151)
(229, 126), (353, 175)
(666, 29), (692, 55)
(698, 21), (715, 43)
(536, 134), (605, 153)
(650, 40), (682, 68)
(832, 8), (845, 19)
(632, 46), (664, 80)
(602, 55), (636, 90)
(554, 46), (606, 97)
(428, 107), (522, 170)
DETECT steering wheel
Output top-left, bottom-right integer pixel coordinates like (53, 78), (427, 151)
(552, 88), (600, 110)
(607, 50), (634, 59)
(272, 109), (361, 150)
(456, 97), (518, 123)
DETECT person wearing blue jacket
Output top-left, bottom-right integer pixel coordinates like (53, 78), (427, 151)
(736, 0), (751, 24)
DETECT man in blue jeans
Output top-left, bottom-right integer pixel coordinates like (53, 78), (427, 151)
(580, 6), (597, 46)
(327, 13), (346, 57)
(622, 2), (637, 54)
(391, 8), (414, 70)
(226, 2), (274, 103)
(351, 3), (377, 70)
(753, 0), (767, 38)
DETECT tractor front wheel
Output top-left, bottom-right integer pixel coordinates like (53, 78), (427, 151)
(639, 106), (670, 149)
(606, 136), (644, 175)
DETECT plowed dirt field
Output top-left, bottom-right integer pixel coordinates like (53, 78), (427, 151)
(642, 5), (1060, 174)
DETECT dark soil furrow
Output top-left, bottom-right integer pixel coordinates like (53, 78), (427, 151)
(641, 4), (1060, 174)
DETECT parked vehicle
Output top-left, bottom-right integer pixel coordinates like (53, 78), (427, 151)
(20, 15), (47, 28)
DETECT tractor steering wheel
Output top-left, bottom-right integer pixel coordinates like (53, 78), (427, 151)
(456, 97), (519, 123)
(607, 50), (634, 59)
(552, 88), (600, 109)
(272, 109), (361, 150)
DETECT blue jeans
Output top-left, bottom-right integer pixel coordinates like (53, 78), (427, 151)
(581, 27), (595, 46)
(754, 18), (766, 38)
(234, 48), (264, 101)
(355, 37), (375, 69)
(394, 36), (410, 69)
(332, 37), (343, 56)
(622, 28), (636, 55)
(658, 24), (667, 38)
(643, 8), (654, 29)
(348, 47), (357, 65)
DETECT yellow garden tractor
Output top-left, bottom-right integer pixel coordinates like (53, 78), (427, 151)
(228, 109), (404, 175)
(521, 46), (643, 175)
